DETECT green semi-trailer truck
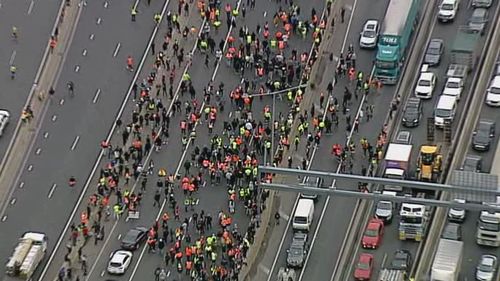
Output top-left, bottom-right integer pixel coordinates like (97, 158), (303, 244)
(374, 0), (421, 84)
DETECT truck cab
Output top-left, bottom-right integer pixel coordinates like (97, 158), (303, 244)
(6, 232), (48, 280)
(399, 203), (428, 241)
(476, 211), (500, 247)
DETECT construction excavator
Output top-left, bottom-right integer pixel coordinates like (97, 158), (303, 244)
(416, 145), (442, 182)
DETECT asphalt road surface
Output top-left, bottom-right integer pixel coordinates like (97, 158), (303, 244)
(0, 0), (60, 159)
(443, 44), (500, 281)
(47, 1), (332, 281)
(0, 0), (164, 279)
(345, 0), (500, 279)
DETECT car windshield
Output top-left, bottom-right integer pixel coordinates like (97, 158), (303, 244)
(427, 47), (440, 55)
(377, 201), (392, 209)
(435, 109), (451, 117)
(490, 86), (500, 94)
(418, 79), (431, 87)
(441, 3), (454, 10)
(290, 246), (302, 255)
(479, 220), (500, 231)
(376, 61), (396, 69)
(446, 81), (460, 88)
(357, 262), (370, 270)
(365, 228), (378, 237)
(363, 30), (376, 38)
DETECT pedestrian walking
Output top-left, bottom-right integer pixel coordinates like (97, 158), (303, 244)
(340, 7), (345, 23)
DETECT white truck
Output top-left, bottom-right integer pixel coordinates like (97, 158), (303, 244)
(383, 143), (413, 180)
(431, 238), (463, 281)
(5, 232), (47, 280)
(399, 201), (429, 241)
(443, 64), (467, 100)
(476, 211), (500, 247)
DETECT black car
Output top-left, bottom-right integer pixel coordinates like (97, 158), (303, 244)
(461, 154), (482, 172)
(121, 227), (148, 250)
(390, 250), (412, 273)
(441, 222), (462, 241)
(402, 98), (422, 127)
(424, 39), (444, 66)
(472, 119), (495, 151)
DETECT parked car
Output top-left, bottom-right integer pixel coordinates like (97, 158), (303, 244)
(402, 98), (423, 127)
(472, 119), (495, 151)
(121, 227), (148, 250)
(354, 253), (373, 280)
(0, 110), (10, 137)
(485, 76), (500, 106)
(424, 39), (444, 66)
(467, 8), (488, 35)
(461, 154), (482, 172)
(476, 254), (497, 281)
(448, 198), (466, 222)
(107, 250), (133, 274)
(362, 218), (384, 249)
(390, 250), (412, 273)
(394, 130), (412, 145)
(441, 222), (462, 240)
(359, 20), (379, 49)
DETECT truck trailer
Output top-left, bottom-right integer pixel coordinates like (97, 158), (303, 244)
(450, 30), (480, 70)
(431, 238), (463, 281)
(374, 0), (421, 84)
(5, 232), (47, 280)
(383, 143), (413, 180)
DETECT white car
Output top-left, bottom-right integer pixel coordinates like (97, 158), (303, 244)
(0, 110), (10, 137)
(442, 77), (463, 100)
(359, 20), (379, 49)
(107, 250), (132, 274)
(438, 0), (459, 22)
(485, 75), (500, 106)
(415, 70), (436, 99)
(476, 254), (497, 281)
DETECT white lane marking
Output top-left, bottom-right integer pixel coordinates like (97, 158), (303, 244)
(104, 1), (108, 8)
(93, 89), (101, 103)
(2, 215), (7, 222)
(75, 65), (80, 72)
(43, 132), (49, 138)
(263, 11), (267, 17)
(10, 198), (16, 205)
(52, 115), (57, 121)
(35, 148), (41, 155)
(229, 112), (232, 118)
(71, 136), (80, 150)
(9, 50), (16, 65)
(259, 264), (271, 275)
(27, 0), (34, 14)
(59, 98), (64, 105)
(117, 234), (121, 240)
(82, 49), (87, 56)
(27, 164), (33, 171)
(96, 17), (102, 25)
(90, 34), (95, 40)
(100, 271), (105, 277)
(113, 43), (121, 57)
(48, 184), (57, 198)
(19, 182), (24, 188)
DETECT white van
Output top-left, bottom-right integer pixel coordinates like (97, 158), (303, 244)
(293, 199), (315, 232)
(434, 95), (457, 127)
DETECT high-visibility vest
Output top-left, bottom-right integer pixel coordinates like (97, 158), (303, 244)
(232, 9), (238, 16)
(270, 39), (277, 48)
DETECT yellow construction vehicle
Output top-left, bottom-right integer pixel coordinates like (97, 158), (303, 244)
(416, 145), (442, 182)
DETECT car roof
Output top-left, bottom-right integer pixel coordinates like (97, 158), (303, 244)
(481, 254), (497, 264)
(472, 7), (488, 16)
(360, 253), (373, 261)
(419, 72), (435, 80)
(364, 20), (378, 28)
(0, 110), (10, 117)
(111, 250), (132, 262)
(441, 0), (456, 4)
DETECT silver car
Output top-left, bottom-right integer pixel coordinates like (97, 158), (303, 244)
(0, 110), (10, 136)
(467, 8), (489, 35)
(476, 254), (497, 281)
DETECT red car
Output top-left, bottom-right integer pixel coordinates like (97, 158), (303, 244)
(362, 218), (384, 249)
(354, 253), (374, 280)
